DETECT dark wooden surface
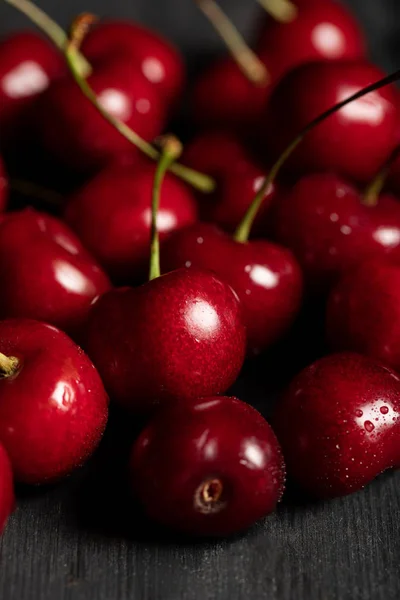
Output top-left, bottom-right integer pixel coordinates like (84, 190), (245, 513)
(1, 1), (400, 599)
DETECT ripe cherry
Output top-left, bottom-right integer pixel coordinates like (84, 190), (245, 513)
(0, 442), (14, 534)
(64, 161), (197, 284)
(0, 209), (111, 337)
(274, 352), (400, 499)
(327, 259), (400, 372)
(130, 395), (285, 537)
(0, 319), (108, 484)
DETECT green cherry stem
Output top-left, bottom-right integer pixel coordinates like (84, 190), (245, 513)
(11, 179), (63, 207)
(149, 136), (183, 281)
(363, 145), (400, 207)
(234, 67), (400, 243)
(195, 0), (268, 85)
(256, 0), (298, 23)
(0, 352), (19, 378)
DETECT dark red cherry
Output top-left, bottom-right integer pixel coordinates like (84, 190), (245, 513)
(85, 268), (246, 412)
(271, 173), (400, 294)
(265, 61), (398, 183)
(0, 319), (108, 484)
(130, 395), (285, 537)
(81, 19), (185, 106)
(0, 209), (111, 336)
(162, 223), (303, 355)
(0, 442), (14, 533)
(257, 0), (365, 80)
(327, 259), (400, 372)
(64, 162), (198, 283)
(0, 156), (8, 211)
(37, 55), (165, 172)
(0, 31), (63, 145)
(274, 352), (400, 499)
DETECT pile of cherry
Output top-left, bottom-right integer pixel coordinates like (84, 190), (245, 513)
(1, 0), (400, 540)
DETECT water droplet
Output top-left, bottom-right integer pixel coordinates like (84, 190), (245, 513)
(364, 420), (375, 432)
(380, 406), (389, 414)
(355, 409), (363, 417)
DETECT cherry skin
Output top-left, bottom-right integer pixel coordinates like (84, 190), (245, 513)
(265, 61), (398, 183)
(162, 223), (303, 355)
(0, 319), (108, 484)
(0, 442), (14, 534)
(0, 209), (111, 337)
(0, 156), (8, 212)
(64, 162), (198, 284)
(0, 31), (64, 146)
(81, 19), (185, 107)
(273, 352), (400, 499)
(37, 54), (165, 172)
(327, 259), (400, 372)
(257, 0), (365, 81)
(130, 395), (285, 537)
(85, 268), (246, 412)
(271, 173), (400, 294)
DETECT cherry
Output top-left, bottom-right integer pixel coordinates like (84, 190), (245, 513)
(0, 442), (14, 534)
(85, 268), (246, 411)
(130, 395), (285, 536)
(0, 319), (108, 484)
(0, 31), (63, 145)
(81, 19), (185, 107)
(257, 0), (366, 81)
(0, 209), (111, 336)
(326, 259), (400, 372)
(0, 156), (8, 211)
(265, 61), (399, 183)
(64, 162), (197, 283)
(271, 173), (400, 294)
(273, 352), (400, 499)
(162, 223), (303, 355)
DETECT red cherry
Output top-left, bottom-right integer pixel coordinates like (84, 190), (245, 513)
(81, 19), (185, 107)
(0, 319), (108, 484)
(265, 61), (398, 183)
(64, 162), (198, 283)
(0, 442), (14, 534)
(327, 259), (400, 372)
(258, 0), (365, 80)
(271, 173), (400, 294)
(0, 209), (111, 336)
(85, 268), (246, 412)
(130, 395), (285, 536)
(0, 156), (8, 211)
(162, 223), (303, 355)
(0, 31), (63, 145)
(273, 352), (400, 499)
(37, 55), (165, 172)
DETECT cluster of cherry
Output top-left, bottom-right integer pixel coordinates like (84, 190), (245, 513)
(0, 0), (400, 539)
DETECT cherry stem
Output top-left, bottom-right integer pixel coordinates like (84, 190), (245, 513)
(234, 67), (400, 243)
(3, 0), (91, 76)
(0, 353), (19, 377)
(195, 0), (268, 85)
(363, 145), (400, 207)
(256, 0), (298, 23)
(149, 136), (183, 281)
(11, 179), (63, 206)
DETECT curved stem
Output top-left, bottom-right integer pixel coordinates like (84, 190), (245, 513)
(363, 145), (400, 207)
(234, 67), (400, 242)
(195, 0), (268, 85)
(11, 179), (63, 206)
(3, 0), (91, 76)
(256, 0), (298, 23)
(0, 352), (19, 377)
(149, 137), (183, 281)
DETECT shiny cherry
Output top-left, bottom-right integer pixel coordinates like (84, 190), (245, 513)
(0, 443), (14, 534)
(81, 19), (185, 106)
(37, 55), (165, 172)
(265, 61), (398, 183)
(0, 31), (63, 145)
(85, 268), (246, 412)
(0, 209), (111, 336)
(162, 223), (303, 355)
(0, 319), (108, 484)
(327, 259), (400, 372)
(274, 352), (400, 499)
(64, 161), (198, 283)
(130, 395), (285, 537)
(271, 173), (400, 294)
